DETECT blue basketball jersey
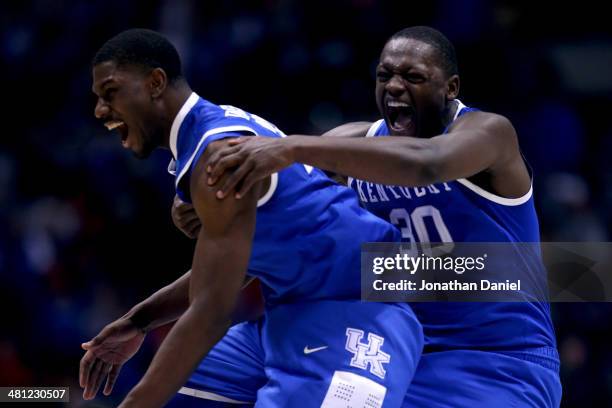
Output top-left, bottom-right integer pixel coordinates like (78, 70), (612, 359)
(168, 93), (401, 304)
(348, 101), (558, 368)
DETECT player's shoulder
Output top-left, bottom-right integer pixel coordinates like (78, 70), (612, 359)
(200, 138), (235, 161)
(188, 138), (233, 185)
(451, 109), (518, 141)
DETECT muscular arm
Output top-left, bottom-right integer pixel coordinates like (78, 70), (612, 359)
(318, 122), (372, 184)
(288, 112), (522, 187)
(208, 111), (528, 199)
(120, 139), (261, 408)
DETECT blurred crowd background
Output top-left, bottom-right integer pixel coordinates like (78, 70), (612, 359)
(1, 1), (611, 406)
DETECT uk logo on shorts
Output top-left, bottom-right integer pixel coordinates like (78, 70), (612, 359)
(345, 328), (390, 379)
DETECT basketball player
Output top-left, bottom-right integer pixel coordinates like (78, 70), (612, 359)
(80, 29), (423, 407)
(205, 26), (562, 407)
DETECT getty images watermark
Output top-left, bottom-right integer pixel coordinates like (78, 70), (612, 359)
(361, 243), (612, 302)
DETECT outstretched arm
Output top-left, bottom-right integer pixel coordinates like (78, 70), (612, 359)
(208, 112), (526, 199)
(287, 112), (519, 185)
(118, 139), (261, 408)
(320, 122), (372, 184)
(80, 270), (191, 399)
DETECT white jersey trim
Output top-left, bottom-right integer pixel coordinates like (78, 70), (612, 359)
(170, 92), (200, 158)
(257, 172), (278, 207)
(177, 387), (249, 404)
(452, 99), (467, 121)
(175, 125), (257, 188)
(452, 99), (532, 206)
(456, 178), (533, 206)
(167, 159), (177, 176)
(365, 119), (384, 137)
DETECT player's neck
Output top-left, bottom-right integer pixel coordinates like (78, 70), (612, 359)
(442, 100), (459, 130)
(161, 82), (193, 149)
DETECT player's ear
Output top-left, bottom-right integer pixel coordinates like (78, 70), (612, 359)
(149, 68), (167, 99)
(446, 74), (460, 100)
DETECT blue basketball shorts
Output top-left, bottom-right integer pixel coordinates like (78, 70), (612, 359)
(167, 300), (423, 407)
(402, 349), (562, 407)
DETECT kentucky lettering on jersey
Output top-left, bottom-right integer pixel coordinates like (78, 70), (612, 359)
(168, 93), (401, 304)
(351, 180), (452, 204)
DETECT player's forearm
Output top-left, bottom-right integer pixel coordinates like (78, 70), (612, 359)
(120, 234), (246, 408)
(126, 270), (191, 333)
(119, 299), (231, 408)
(287, 135), (438, 186)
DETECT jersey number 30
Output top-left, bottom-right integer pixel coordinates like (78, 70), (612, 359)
(389, 205), (453, 247)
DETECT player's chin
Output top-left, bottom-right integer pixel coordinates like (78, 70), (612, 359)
(133, 150), (152, 160)
(133, 140), (157, 159)
(132, 146), (152, 159)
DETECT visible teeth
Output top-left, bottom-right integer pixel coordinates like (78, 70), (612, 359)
(387, 101), (409, 108)
(104, 121), (125, 130)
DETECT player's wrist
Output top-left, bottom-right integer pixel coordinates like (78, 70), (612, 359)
(285, 135), (307, 164)
(125, 305), (152, 334)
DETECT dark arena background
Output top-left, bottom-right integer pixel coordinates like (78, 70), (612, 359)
(1, 1), (611, 406)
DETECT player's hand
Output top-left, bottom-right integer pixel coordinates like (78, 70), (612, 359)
(79, 317), (145, 400)
(206, 136), (295, 199)
(171, 195), (201, 239)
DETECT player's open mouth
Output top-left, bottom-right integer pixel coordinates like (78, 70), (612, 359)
(104, 120), (129, 147)
(386, 101), (414, 133)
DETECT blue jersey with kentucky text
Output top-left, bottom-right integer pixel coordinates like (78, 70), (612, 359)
(168, 93), (400, 304)
(349, 101), (558, 369)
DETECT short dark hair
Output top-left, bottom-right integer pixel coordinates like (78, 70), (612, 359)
(388, 26), (458, 77)
(93, 28), (183, 81)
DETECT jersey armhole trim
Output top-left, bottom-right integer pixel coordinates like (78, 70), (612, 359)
(452, 99), (467, 121)
(366, 119), (384, 137)
(456, 178), (533, 206)
(257, 172), (278, 207)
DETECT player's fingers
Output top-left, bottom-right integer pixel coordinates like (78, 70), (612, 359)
(103, 364), (123, 396)
(89, 361), (112, 399)
(177, 211), (200, 228)
(184, 218), (202, 239)
(208, 152), (245, 184)
(206, 144), (240, 173)
(218, 160), (254, 199)
(172, 196), (191, 215)
(83, 358), (103, 399)
(174, 201), (195, 216)
(79, 351), (96, 388)
(180, 219), (202, 239)
(189, 224), (202, 238)
(227, 137), (248, 146)
(176, 208), (197, 222)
